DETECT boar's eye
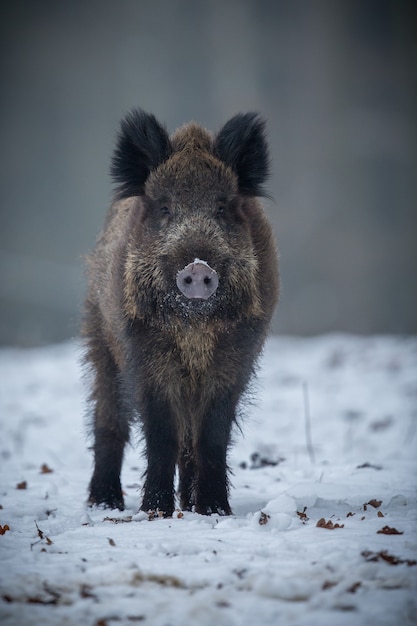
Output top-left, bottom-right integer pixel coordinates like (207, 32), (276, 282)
(160, 206), (172, 217)
(216, 206), (226, 217)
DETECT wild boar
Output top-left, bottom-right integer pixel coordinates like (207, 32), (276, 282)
(84, 108), (279, 516)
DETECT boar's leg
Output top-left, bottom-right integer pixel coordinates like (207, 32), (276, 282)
(88, 345), (130, 511)
(178, 436), (197, 511)
(140, 393), (178, 517)
(194, 393), (235, 516)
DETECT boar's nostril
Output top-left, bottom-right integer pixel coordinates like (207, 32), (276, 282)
(177, 260), (219, 300)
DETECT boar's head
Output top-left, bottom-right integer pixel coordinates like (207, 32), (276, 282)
(111, 109), (270, 327)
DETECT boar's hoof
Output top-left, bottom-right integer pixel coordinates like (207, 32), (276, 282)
(176, 259), (218, 300)
(88, 482), (125, 511)
(194, 501), (232, 516)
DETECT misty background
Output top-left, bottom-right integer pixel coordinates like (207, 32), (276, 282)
(1, 0), (416, 346)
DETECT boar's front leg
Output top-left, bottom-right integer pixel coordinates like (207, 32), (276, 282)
(178, 434), (197, 511)
(88, 345), (130, 511)
(193, 392), (235, 516)
(140, 392), (178, 517)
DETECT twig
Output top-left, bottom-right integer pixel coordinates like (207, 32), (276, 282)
(303, 381), (315, 464)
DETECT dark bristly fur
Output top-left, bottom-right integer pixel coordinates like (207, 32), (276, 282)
(214, 112), (270, 198)
(111, 109), (172, 199)
(84, 108), (279, 517)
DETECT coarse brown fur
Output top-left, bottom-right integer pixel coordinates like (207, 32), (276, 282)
(83, 109), (279, 516)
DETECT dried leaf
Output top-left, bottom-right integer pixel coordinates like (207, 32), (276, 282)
(377, 525), (403, 535)
(40, 464), (53, 474)
(370, 416), (393, 432)
(297, 507), (308, 523)
(131, 571), (184, 588)
(216, 600), (230, 608)
(362, 550), (416, 566)
(347, 582), (361, 593)
(322, 580), (337, 590)
(367, 499), (382, 508)
(0, 524), (10, 535)
(377, 511), (384, 518)
(79, 584), (97, 600)
(32, 521), (53, 549)
(35, 522), (44, 540)
(258, 511), (270, 526)
(108, 537), (116, 546)
(316, 518), (344, 530)
(27, 595), (58, 605)
(249, 452), (285, 469)
(16, 481), (27, 490)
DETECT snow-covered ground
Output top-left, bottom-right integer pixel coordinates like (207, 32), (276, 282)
(0, 335), (416, 626)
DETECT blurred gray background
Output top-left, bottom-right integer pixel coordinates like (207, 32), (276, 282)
(1, 0), (416, 346)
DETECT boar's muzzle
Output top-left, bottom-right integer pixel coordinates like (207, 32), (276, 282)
(176, 259), (219, 300)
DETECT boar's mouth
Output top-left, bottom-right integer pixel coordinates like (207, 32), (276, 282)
(147, 254), (258, 324)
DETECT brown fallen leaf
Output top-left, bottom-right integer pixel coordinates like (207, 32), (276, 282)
(317, 518), (344, 530)
(367, 499), (382, 508)
(79, 584), (97, 600)
(132, 571), (184, 588)
(322, 580), (338, 590)
(347, 581), (361, 593)
(16, 481), (27, 490)
(40, 464), (53, 474)
(362, 550), (416, 566)
(26, 595), (59, 605)
(108, 537), (116, 546)
(31, 521), (53, 549)
(0, 524), (10, 535)
(259, 511), (270, 526)
(297, 507), (309, 523)
(377, 525), (403, 535)
(377, 511), (384, 518)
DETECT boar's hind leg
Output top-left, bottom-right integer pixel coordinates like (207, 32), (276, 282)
(140, 394), (178, 518)
(194, 393), (235, 516)
(88, 345), (130, 511)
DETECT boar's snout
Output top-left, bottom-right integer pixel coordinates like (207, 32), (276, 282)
(176, 259), (219, 300)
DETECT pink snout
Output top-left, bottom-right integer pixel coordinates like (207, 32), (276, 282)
(176, 259), (219, 300)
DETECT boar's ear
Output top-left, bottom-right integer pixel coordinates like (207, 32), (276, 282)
(111, 109), (172, 198)
(214, 113), (269, 197)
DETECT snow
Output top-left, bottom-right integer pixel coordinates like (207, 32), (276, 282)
(0, 335), (416, 626)
(193, 258), (211, 268)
